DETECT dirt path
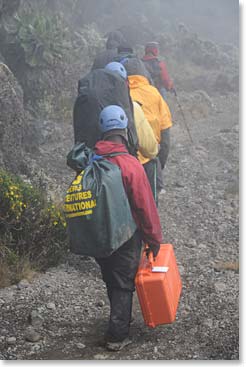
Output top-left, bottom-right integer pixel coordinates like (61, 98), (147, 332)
(0, 94), (239, 360)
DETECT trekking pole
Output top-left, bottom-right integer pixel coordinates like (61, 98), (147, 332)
(172, 90), (207, 176)
(173, 89), (194, 145)
(154, 158), (157, 204)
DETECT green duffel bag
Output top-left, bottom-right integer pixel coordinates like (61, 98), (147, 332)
(64, 143), (137, 258)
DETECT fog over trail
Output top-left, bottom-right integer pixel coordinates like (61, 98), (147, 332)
(0, 0), (239, 360)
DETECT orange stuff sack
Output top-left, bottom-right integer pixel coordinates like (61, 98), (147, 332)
(135, 244), (182, 328)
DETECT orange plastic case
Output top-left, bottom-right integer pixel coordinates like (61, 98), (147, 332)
(135, 244), (182, 328)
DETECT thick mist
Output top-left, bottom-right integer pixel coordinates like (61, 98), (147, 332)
(51, 0), (239, 46)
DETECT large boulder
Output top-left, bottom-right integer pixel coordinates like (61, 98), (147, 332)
(0, 62), (26, 173)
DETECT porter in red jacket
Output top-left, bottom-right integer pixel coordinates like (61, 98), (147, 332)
(142, 41), (174, 93)
(95, 140), (162, 246)
(94, 105), (162, 352)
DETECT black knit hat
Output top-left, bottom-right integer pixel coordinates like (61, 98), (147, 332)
(122, 57), (149, 78)
(106, 30), (127, 50)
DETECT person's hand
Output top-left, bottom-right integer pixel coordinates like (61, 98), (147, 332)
(145, 244), (160, 259)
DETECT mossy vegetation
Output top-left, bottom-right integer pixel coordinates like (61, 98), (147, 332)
(13, 7), (104, 119)
(0, 169), (68, 287)
(16, 11), (71, 67)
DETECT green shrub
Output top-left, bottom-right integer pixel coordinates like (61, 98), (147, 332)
(73, 23), (104, 62)
(0, 169), (68, 286)
(16, 9), (104, 68)
(17, 11), (71, 67)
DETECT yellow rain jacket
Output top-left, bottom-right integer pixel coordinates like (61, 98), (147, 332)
(133, 101), (158, 165)
(128, 75), (172, 144)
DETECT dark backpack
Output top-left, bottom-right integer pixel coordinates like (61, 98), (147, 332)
(91, 48), (118, 70)
(73, 68), (138, 157)
(142, 58), (162, 88)
(65, 143), (137, 258)
(113, 51), (136, 64)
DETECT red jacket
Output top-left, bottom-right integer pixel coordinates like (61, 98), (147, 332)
(94, 140), (163, 246)
(142, 54), (173, 91)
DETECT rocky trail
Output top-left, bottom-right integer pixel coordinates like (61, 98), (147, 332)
(0, 93), (239, 360)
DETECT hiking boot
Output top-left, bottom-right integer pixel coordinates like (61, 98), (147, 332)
(105, 337), (132, 351)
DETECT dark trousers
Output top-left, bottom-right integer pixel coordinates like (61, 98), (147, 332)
(159, 87), (168, 100)
(157, 128), (170, 192)
(143, 158), (157, 203)
(157, 158), (164, 191)
(95, 231), (142, 342)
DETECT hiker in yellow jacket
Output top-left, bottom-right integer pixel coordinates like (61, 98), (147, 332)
(132, 101), (158, 164)
(105, 62), (158, 172)
(122, 57), (172, 199)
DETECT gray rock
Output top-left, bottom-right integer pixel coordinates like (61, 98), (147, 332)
(17, 279), (30, 290)
(186, 239), (197, 248)
(178, 265), (185, 275)
(198, 243), (207, 250)
(37, 306), (45, 313)
(96, 300), (105, 308)
(76, 343), (86, 350)
(214, 282), (227, 292)
(25, 326), (41, 343)
(6, 353), (17, 360)
(46, 302), (56, 310)
(6, 337), (16, 345)
(203, 319), (214, 328)
(31, 344), (41, 352)
(3, 292), (15, 303)
(15, 304), (24, 311)
(29, 310), (44, 328)
(93, 354), (109, 360)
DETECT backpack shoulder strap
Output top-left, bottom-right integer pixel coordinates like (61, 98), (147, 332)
(89, 152), (128, 163)
(100, 152), (129, 158)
